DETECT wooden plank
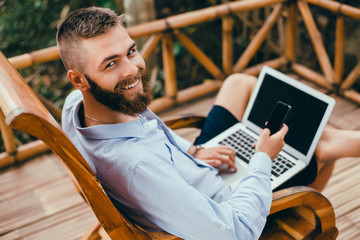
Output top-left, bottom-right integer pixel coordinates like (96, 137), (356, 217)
(0, 174), (83, 235)
(0, 203), (95, 240)
(0, 154), (67, 201)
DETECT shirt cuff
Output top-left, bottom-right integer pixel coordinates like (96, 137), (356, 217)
(248, 152), (272, 176)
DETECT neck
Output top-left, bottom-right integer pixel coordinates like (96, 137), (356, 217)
(82, 95), (139, 127)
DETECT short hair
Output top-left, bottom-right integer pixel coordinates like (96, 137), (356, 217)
(56, 7), (126, 71)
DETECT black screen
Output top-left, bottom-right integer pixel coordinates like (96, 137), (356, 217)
(248, 74), (328, 155)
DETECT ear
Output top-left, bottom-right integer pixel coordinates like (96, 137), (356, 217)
(68, 70), (89, 91)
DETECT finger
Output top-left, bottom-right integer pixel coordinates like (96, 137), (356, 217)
(219, 155), (237, 171)
(203, 159), (222, 167)
(261, 128), (271, 137)
(278, 124), (289, 137)
(217, 147), (236, 159)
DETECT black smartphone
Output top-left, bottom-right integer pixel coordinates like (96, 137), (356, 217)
(265, 101), (292, 135)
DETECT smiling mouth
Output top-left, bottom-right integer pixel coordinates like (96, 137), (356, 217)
(122, 79), (140, 90)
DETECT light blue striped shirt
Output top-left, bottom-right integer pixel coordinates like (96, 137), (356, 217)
(62, 90), (273, 240)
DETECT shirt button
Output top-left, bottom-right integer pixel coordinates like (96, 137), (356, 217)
(220, 225), (227, 231)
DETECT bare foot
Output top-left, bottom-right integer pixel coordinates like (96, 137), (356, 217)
(315, 127), (360, 163)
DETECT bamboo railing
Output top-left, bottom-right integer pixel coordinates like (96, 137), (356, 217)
(1, 0), (359, 168)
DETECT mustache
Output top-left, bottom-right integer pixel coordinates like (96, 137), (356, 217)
(114, 69), (146, 91)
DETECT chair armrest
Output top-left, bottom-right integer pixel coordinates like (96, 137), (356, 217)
(269, 186), (338, 238)
(163, 114), (206, 130)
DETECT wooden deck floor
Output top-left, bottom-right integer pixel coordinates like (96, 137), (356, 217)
(1, 76), (360, 239)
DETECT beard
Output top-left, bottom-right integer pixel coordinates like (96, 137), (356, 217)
(85, 68), (152, 116)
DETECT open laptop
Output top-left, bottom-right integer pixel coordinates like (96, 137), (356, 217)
(203, 66), (335, 190)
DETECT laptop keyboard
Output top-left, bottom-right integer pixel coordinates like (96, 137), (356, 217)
(218, 129), (296, 181)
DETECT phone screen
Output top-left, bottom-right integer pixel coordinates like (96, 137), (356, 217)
(265, 101), (291, 135)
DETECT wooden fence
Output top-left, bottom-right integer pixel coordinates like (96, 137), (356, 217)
(1, 0), (359, 168)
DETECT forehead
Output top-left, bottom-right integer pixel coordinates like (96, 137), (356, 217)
(80, 25), (134, 65)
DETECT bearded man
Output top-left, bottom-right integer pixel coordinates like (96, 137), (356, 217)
(58, 7), (360, 240)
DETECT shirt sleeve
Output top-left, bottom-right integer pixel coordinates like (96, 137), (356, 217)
(129, 152), (272, 240)
(167, 128), (193, 152)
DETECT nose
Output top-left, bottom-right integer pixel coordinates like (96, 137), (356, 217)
(120, 59), (138, 79)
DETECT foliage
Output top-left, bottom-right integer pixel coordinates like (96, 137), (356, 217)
(0, 0), (119, 151)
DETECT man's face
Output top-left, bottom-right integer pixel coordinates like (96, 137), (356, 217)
(85, 68), (152, 115)
(80, 25), (151, 115)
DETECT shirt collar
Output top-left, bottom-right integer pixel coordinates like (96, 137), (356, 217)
(72, 99), (156, 140)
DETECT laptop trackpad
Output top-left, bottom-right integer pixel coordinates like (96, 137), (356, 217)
(219, 159), (248, 188)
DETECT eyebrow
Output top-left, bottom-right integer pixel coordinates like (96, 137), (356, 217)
(99, 42), (137, 68)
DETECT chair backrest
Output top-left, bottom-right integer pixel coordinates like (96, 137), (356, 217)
(0, 51), (151, 240)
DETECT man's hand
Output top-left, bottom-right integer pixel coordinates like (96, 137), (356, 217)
(191, 145), (237, 171)
(255, 124), (289, 160)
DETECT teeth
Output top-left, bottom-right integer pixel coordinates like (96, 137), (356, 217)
(123, 80), (139, 90)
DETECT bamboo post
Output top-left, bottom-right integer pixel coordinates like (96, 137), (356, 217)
(232, 3), (283, 73)
(222, 17), (234, 76)
(303, 0), (360, 20)
(0, 108), (17, 154)
(298, 1), (334, 84)
(140, 33), (163, 60)
(149, 80), (223, 114)
(291, 63), (332, 90)
(0, 108), (16, 166)
(161, 34), (178, 99)
(9, 46), (60, 70)
(340, 62), (360, 90)
(243, 56), (288, 76)
(334, 15), (345, 85)
(343, 90), (360, 105)
(127, 0), (287, 38)
(285, 2), (297, 62)
(174, 30), (225, 80)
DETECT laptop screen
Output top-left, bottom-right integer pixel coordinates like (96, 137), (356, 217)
(247, 73), (328, 155)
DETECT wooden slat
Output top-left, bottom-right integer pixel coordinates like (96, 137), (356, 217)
(341, 62), (360, 90)
(0, 204), (95, 240)
(304, 0), (360, 20)
(0, 154), (66, 201)
(140, 33), (163, 60)
(285, 2), (297, 62)
(174, 30), (225, 79)
(297, 1), (335, 84)
(161, 34), (177, 99)
(233, 3), (284, 72)
(222, 17), (234, 76)
(0, 170), (83, 235)
(334, 15), (345, 85)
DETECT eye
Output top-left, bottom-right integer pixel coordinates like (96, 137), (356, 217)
(127, 47), (136, 56)
(105, 61), (116, 69)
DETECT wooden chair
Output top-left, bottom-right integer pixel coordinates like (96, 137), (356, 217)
(0, 51), (338, 240)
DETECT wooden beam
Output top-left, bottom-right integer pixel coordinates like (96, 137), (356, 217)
(161, 34), (177, 98)
(340, 62), (360, 90)
(334, 15), (345, 85)
(174, 30), (225, 79)
(233, 3), (283, 72)
(0, 140), (50, 169)
(9, 46), (60, 70)
(128, 0), (287, 38)
(222, 17), (234, 76)
(0, 108), (17, 155)
(140, 33), (163, 60)
(298, 1), (334, 84)
(149, 80), (222, 114)
(242, 57), (288, 76)
(304, 0), (360, 20)
(285, 2), (297, 62)
(291, 63), (332, 90)
(343, 89), (360, 105)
